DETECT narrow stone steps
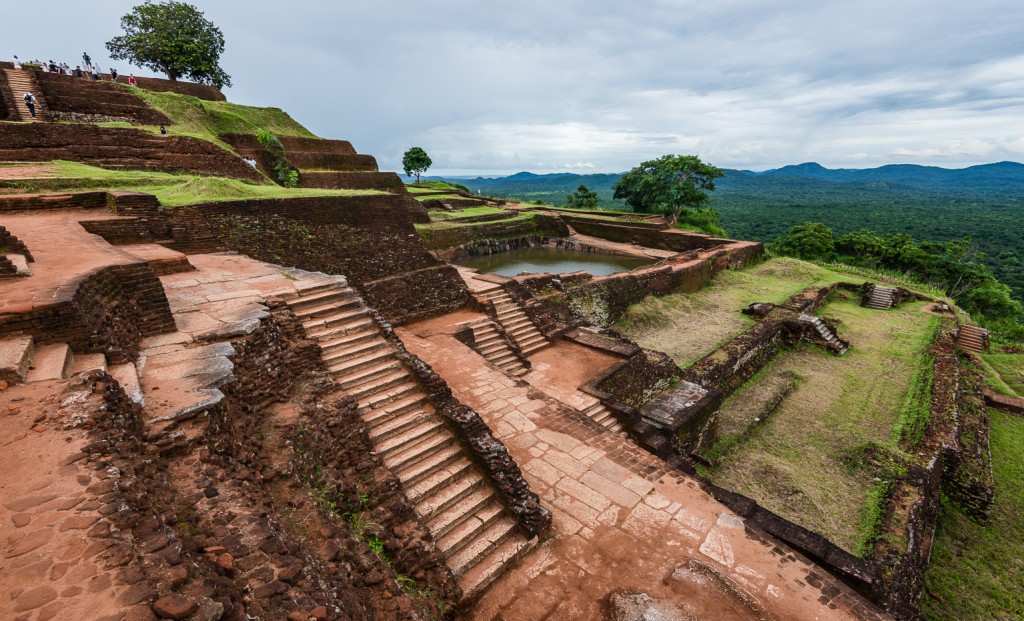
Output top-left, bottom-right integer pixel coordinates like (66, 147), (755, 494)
(336, 359), (405, 391)
(327, 347), (394, 376)
(306, 316), (376, 340)
(348, 370), (411, 403)
(367, 407), (433, 443)
(446, 516), (518, 575)
(364, 393), (430, 427)
(384, 430), (456, 473)
(415, 472), (484, 522)
(406, 459), (475, 504)
(322, 338), (389, 366)
(295, 296), (363, 320)
(375, 420), (446, 458)
(395, 445), (464, 488)
(288, 286), (356, 310)
(318, 328), (381, 353)
(25, 343), (73, 382)
(457, 534), (533, 602)
(430, 489), (499, 542)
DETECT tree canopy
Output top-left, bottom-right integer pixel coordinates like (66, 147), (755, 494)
(106, 1), (232, 89)
(402, 147), (432, 183)
(613, 154), (724, 225)
(565, 184), (599, 210)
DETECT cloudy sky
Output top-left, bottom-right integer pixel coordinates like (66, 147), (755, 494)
(8, 1), (1024, 174)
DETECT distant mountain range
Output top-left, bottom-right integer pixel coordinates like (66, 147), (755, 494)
(436, 161), (1024, 197)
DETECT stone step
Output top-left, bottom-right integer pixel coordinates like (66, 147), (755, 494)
(430, 489), (499, 543)
(336, 359), (404, 391)
(71, 353), (107, 375)
(446, 515), (518, 575)
(25, 343), (73, 382)
(395, 445), (464, 488)
(327, 347), (394, 376)
(287, 286), (355, 310)
(376, 419), (445, 458)
(367, 407), (433, 442)
(513, 332), (546, 348)
(384, 430), (456, 474)
(322, 337), (389, 366)
(305, 311), (374, 339)
(347, 369), (411, 402)
(108, 362), (144, 404)
(0, 336), (35, 384)
(457, 533), (533, 602)
(416, 472), (485, 522)
(477, 341), (508, 356)
(358, 380), (420, 412)
(520, 340), (549, 356)
(318, 327), (380, 354)
(364, 393), (430, 428)
(4, 254), (31, 276)
(294, 296), (362, 319)
(406, 459), (475, 504)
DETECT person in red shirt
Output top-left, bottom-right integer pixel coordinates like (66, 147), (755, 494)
(128, 74), (137, 86)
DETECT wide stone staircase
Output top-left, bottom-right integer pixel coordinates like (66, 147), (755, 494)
(286, 282), (533, 600)
(864, 284), (896, 310)
(799, 314), (849, 355)
(0, 335), (142, 397)
(477, 289), (550, 356)
(957, 324), (990, 353)
(2, 68), (44, 121)
(466, 318), (528, 376)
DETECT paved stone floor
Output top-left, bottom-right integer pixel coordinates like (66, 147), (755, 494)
(398, 319), (888, 621)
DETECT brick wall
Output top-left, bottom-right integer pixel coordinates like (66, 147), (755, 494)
(0, 123), (263, 181)
(0, 191), (109, 212)
(565, 218), (725, 252)
(33, 70), (172, 125)
(0, 262), (175, 362)
(420, 214), (571, 251)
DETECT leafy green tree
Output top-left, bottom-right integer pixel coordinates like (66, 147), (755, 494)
(613, 154), (724, 225)
(565, 184), (599, 210)
(402, 147), (432, 183)
(772, 222), (836, 260)
(106, 1), (232, 88)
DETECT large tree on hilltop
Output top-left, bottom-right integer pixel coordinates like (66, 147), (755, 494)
(402, 147), (432, 183)
(613, 154), (724, 225)
(106, 1), (232, 89)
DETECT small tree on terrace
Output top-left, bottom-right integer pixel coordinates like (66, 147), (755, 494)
(566, 184), (599, 209)
(402, 147), (432, 183)
(613, 154), (724, 225)
(106, 1), (232, 88)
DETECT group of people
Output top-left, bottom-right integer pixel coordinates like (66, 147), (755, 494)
(11, 52), (138, 119)
(12, 53), (137, 84)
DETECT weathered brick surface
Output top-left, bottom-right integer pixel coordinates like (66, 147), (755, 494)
(0, 192), (109, 212)
(566, 218), (726, 252)
(0, 123), (263, 180)
(0, 262), (175, 363)
(422, 215), (570, 251)
(33, 70), (172, 125)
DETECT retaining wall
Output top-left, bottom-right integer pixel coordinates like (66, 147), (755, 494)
(32, 70), (172, 125)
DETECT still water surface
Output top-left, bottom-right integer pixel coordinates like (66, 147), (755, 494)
(455, 246), (654, 277)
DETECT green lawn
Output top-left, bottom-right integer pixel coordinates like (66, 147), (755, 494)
(428, 206), (508, 221)
(0, 161), (380, 207)
(703, 297), (939, 555)
(923, 410), (1024, 620)
(981, 353), (1024, 397)
(616, 258), (862, 367)
(415, 213), (533, 231)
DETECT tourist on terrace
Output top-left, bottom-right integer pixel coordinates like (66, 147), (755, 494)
(127, 74), (136, 86)
(22, 92), (36, 118)
(160, 125), (167, 136)
(12, 55), (21, 70)
(90, 66), (100, 80)
(47, 61), (58, 73)
(74, 66), (83, 78)
(110, 68), (118, 81)
(82, 52), (91, 70)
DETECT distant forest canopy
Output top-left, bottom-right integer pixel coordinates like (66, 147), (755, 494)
(437, 162), (1024, 302)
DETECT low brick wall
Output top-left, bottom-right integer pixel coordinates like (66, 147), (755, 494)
(420, 214), (571, 251)
(297, 171), (406, 191)
(0, 261), (175, 363)
(0, 191), (109, 212)
(0, 123), (263, 181)
(565, 218), (725, 252)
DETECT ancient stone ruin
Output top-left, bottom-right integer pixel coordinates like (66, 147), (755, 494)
(0, 67), (998, 621)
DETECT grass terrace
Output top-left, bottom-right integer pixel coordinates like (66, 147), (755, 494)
(616, 258), (861, 367)
(0, 161), (381, 207)
(427, 206), (509, 220)
(924, 408), (1024, 620)
(980, 353), (1024, 397)
(701, 296), (939, 555)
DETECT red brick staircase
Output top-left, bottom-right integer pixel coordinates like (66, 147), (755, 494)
(466, 318), (529, 376)
(0, 335), (142, 397)
(286, 282), (534, 600)
(477, 289), (550, 356)
(957, 324), (989, 353)
(2, 68), (44, 121)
